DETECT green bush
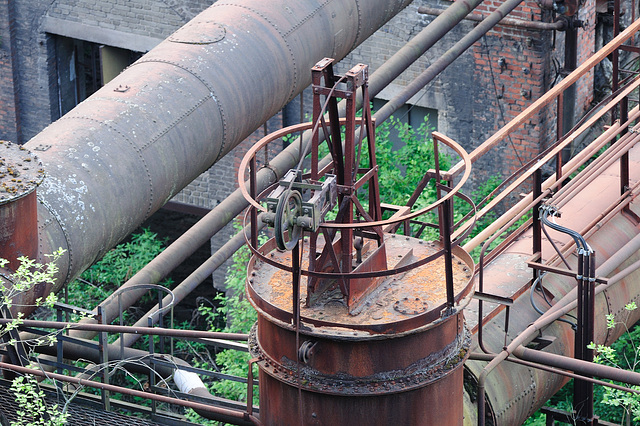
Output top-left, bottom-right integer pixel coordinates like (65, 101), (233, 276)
(66, 228), (171, 320)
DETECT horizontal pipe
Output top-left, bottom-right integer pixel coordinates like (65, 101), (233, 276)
(4, 318), (248, 340)
(470, 352), (640, 395)
(418, 6), (567, 31)
(513, 345), (640, 386)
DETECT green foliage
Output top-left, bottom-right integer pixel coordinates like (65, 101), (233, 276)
(372, 116), (447, 210)
(205, 228), (260, 405)
(588, 303), (640, 424)
(10, 369), (69, 426)
(0, 251), (68, 425)
(209, 237), (259, 335)
(183, 227), (261, 424)
(66, 229), (171, 319)
(527, 304), (640, 425)
(0, 249), (65, 313)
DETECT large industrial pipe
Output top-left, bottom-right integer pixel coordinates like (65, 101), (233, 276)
(24, 0), (414, 296)
(465, 146), (640, 424)
(72, 0), (490, 338)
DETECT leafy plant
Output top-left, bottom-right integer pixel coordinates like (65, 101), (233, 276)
(587, 302), (640, 424)
(526, 303), (640, 425)
(206, 226), (260, 404)
(182, 226), (261, 423)
(0, 250), (68, 425)
(66, 228), (171, 321)
(10, 367), (69, 426)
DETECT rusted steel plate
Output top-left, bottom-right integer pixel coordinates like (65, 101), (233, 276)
(0, 141), (43, 269)
(248, 234), (474, 334)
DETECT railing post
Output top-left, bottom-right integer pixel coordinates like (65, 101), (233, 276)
(442, 197), (455, 312)
(532, 169), (542, 279)
(148, 315), (157, 415)
(98, 305), (110, 411)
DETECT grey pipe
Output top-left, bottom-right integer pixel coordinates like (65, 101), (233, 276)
(25, 0), (414, 296)
(418, 6), (567, 31)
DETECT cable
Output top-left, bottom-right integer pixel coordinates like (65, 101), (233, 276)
(483, 35), (525, 167)
(530, 272), (578, 329)
(540, 205), (590, 252)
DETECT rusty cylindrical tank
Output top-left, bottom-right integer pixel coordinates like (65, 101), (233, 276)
(0, 141), (45, 314)
(247, 236), (476, 425)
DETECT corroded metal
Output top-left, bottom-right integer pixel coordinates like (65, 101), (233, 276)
(0, 141), (45, 317)
(247, 234), (474, 425)
(462, 22), (640, 426)
(243, 60), (476, 425)
(0, 141), (43, 270)
(247, 236), (474, 334)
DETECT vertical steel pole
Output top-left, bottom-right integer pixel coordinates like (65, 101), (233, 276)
(250, 156), (258, 249)
(574, 251), (585, 423)
(533, 169), (543, 268)
(442, 198), (455, 311)
(620, 96), (630, 195)
(98, 305), (110, 411)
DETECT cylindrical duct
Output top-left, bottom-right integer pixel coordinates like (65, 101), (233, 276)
(25, 0), (413, 290)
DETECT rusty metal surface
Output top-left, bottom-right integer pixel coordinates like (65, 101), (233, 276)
(241, 55), (477, 424)
(465, 79), (640, 426)
(248, 234), (474, 334)
(257, 366), (466, 426)
(250, 315), (469, 394)
(250, 308), (469, 425)
(0, 141), (43, 269)
(0, 142), (45, 317)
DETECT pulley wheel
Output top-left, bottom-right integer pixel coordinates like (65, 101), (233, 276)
(274, 189), (303, 250)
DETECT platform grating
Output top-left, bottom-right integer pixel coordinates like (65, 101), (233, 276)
(0, 380), (163, 425)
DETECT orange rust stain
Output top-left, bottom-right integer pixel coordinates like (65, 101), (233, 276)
(250, 234), (474, 327)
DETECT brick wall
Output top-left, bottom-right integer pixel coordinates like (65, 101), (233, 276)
(337, 0), (599, 184)
(470, 9), (556, 178)
(46, 0), (185, 40)
(0, 0), (19, 143)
